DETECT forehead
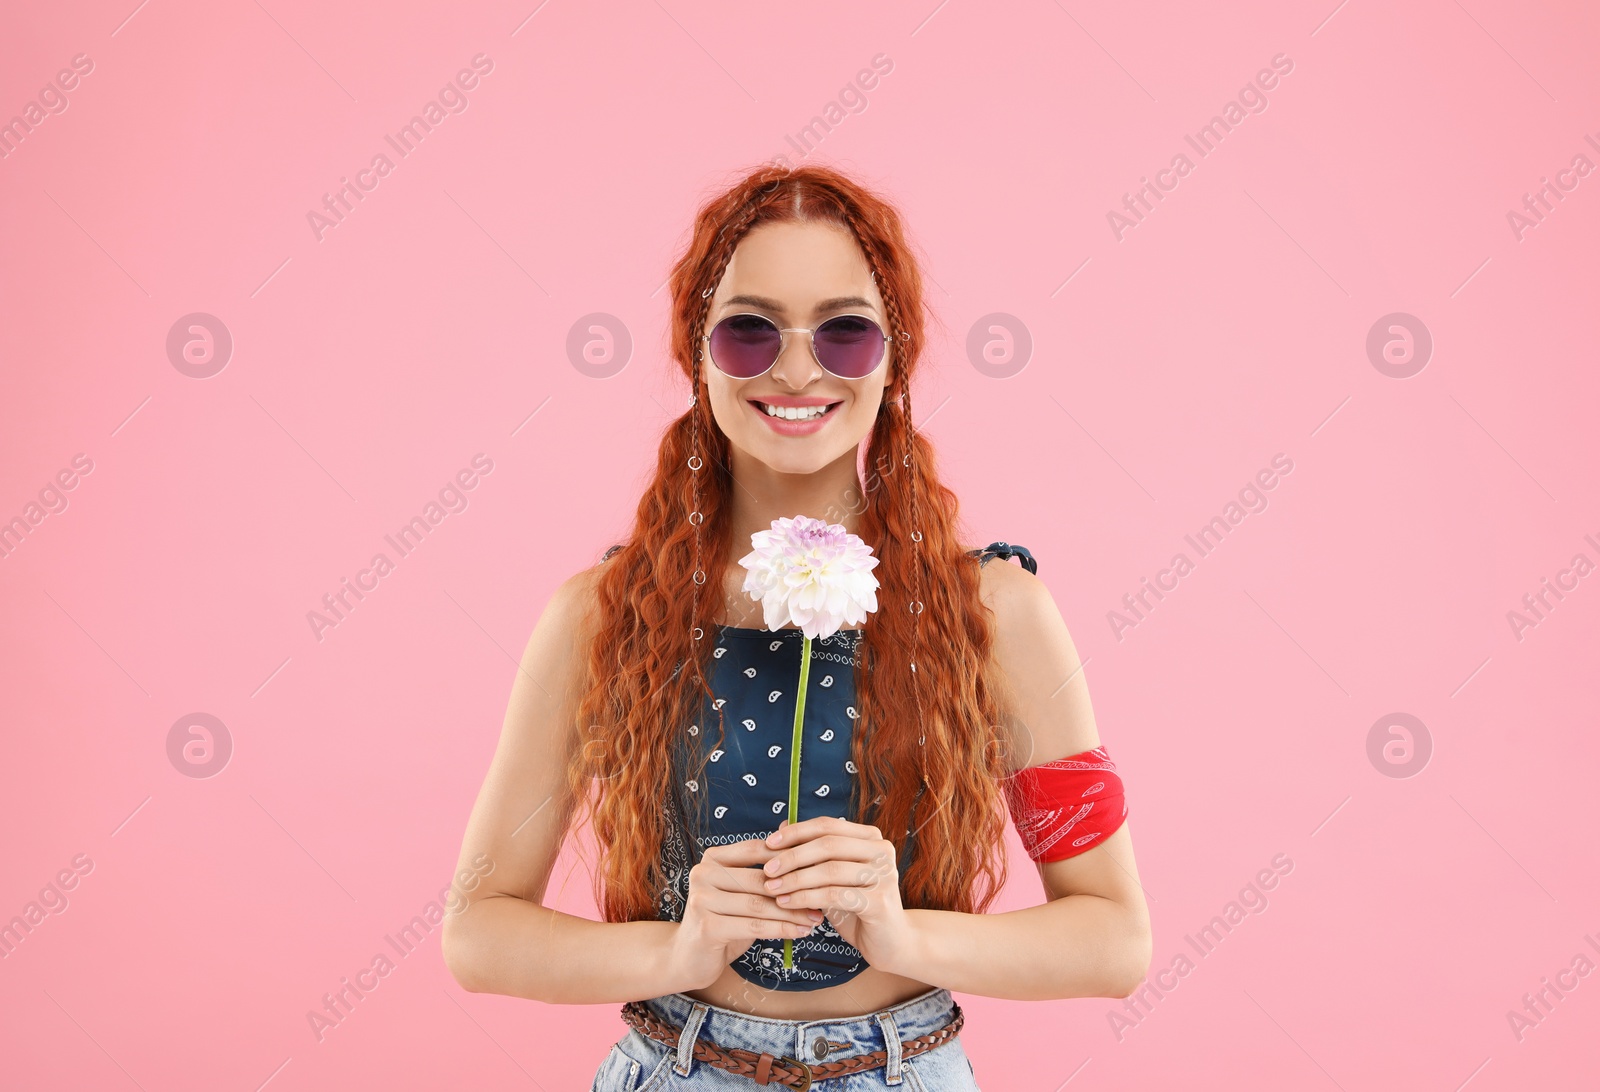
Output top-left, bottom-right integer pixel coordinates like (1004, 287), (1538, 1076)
(714, 220), (880, 315)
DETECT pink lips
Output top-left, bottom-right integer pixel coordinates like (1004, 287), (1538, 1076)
(749, 398), (840, 436)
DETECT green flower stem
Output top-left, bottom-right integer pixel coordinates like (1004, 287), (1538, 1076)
(783, 634), (813, 969)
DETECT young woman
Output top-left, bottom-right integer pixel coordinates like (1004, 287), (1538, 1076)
(442, 164), (1151, 1090)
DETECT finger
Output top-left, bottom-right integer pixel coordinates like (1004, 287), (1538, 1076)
(766, 814), (880, 849)
(768, 885), (873, 916)
(697, 861), (781, 896)
(700, 839), (781, 875)
(699, 888), (824, 929)
(762, 859), (885, 899)
(714, 915), (822, 942)
(703, 838), (782, 863)
(763, 833), (887, 880)
(716, 869), (837, 923)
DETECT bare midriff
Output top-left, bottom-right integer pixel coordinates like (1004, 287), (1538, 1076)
(683, 964), (937, 1019)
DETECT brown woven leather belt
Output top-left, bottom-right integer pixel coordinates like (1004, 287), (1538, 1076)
(620, 998), (963, 1089)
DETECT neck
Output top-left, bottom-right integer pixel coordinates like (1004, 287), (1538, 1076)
(724, 443), (866, 551)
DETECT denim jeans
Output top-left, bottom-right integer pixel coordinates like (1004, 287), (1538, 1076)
(590, 986), (982, 1090)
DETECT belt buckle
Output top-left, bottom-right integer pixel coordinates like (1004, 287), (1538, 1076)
(775, 1055), (813, 1090)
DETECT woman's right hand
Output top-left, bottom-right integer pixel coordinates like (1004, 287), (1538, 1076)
(667, 837), (825, 991)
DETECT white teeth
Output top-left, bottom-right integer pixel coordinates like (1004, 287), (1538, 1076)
(760, 401), (831, 420)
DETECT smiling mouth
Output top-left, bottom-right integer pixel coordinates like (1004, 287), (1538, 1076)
(750, 400), (842, 421)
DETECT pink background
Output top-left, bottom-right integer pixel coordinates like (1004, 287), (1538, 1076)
(3, 1), (1597, 1088)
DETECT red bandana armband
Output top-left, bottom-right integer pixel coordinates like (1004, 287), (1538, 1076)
(1001, 746), (1128, 863)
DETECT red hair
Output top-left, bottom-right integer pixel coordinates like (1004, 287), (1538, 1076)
(564, 162), (1013, 924)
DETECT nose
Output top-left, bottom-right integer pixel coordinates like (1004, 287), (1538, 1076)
(768, 331), (823, 390)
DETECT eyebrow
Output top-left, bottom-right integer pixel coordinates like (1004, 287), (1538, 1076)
(720, 294), (877, 316)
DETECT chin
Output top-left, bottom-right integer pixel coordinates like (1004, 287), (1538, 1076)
(747, 445), (842, 476)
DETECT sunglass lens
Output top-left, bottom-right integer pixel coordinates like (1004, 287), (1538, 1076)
(815, 315), (885, 379)
(708, 314), (781, 379)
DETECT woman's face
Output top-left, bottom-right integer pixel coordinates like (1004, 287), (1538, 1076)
(701, 219), (894, 477)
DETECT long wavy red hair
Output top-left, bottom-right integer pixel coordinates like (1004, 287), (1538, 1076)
(564, 162), (1014, 925)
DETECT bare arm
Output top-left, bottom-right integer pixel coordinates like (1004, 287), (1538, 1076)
(899, 824), (1149, 1000)
(439, 565), (683, 1005)
(887, 558), (1153, 1000)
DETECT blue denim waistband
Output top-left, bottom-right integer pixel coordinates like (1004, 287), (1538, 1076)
(640, 986), (958, 1072)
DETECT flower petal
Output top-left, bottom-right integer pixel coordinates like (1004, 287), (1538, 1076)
(735, 516), (881, 637)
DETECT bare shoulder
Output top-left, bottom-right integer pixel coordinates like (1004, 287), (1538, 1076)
(974, 548), (1037, 615)
(545, 560), (606, 642)
(974, 548), (1053, 651)
(553, 558), (606, 613)
(499, 559), (608, 751)
(522, 555), (612, 665)
(973, 552), (1101, 771)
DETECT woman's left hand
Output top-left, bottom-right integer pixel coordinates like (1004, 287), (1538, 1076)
(760, 815), (920, 976)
